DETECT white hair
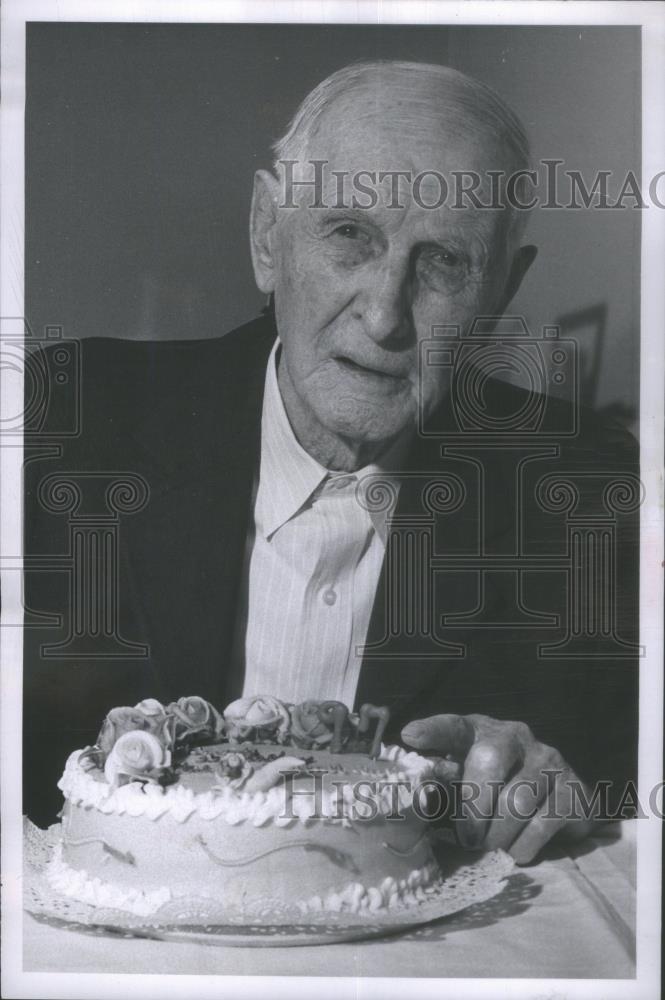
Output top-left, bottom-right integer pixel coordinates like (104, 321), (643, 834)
(272, 60), (533, 243)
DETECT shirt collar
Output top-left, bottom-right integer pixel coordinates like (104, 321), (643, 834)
(257, 340), (329, 539)
(257, 339), (410, 542)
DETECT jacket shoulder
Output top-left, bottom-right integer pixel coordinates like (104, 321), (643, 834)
(482, 375), (638, 464)
(77, 312), (274, 385)
(34, 313), (275, 440)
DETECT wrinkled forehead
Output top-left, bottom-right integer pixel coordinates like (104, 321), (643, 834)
(273, 87), (521, 244)
(303, 81), (521, 178)
(275, 131), (516, 252)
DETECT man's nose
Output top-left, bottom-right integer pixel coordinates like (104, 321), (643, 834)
(353, 261), (412, 345)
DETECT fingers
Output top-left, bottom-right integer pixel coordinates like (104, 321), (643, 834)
(508, 768), (594, 865)
(508, 799), (568, 865)
(456, 736), (522, 848)
(401, 714), (596, 865)
(401, 714), (475, 759)
(483, 761), (556, 851)
(431, 757), (464, 784)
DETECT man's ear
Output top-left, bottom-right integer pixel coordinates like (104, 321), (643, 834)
(249, 169), (282, 294)
(496, 244), (538, 314)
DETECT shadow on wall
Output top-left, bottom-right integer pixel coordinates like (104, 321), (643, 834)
(554, 303), (637, 431)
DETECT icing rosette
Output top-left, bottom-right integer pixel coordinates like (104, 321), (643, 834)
(97, 703), (173, 758)
(224, 695), (291, 743)
(289, 701), (337, 748)
(134, 698), (166, 717)
(216, 750), (254, 789)
(103, 730), (172, 787)
(166, 696), (225, 743)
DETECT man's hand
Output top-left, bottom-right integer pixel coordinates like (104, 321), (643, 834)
(402, 714), (595, 865)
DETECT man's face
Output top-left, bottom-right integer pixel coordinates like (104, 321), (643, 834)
(251, 105), (529, 453)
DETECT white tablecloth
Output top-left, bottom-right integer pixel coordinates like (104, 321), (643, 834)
(23, 821), (636, 979)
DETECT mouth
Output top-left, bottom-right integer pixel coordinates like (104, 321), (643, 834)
(334, 355), (407, 381)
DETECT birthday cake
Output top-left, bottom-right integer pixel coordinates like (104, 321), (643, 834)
(46, 696), (442, 921)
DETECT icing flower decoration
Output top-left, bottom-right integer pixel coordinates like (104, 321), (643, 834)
(104, 730), (172, 787)
(216, 750), (253, 789)
(134, 698), (166, 717)
(97, 705), (171, 757)
(135, 699), (179, 754)
(224, 695), (291, 744)
(166, 696), (225, 743)
(290, 701), (339, 748)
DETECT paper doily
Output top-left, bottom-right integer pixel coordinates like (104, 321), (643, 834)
(24, 819), (516, 947)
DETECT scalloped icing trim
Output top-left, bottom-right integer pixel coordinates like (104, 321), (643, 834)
(46, 841), (172, 918)
(45, 840), (440, 918)
(57, 744), (435, 825)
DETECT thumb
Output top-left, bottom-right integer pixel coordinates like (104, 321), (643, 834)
(401, 714), (475, 759)
(431, 756), (464, 783)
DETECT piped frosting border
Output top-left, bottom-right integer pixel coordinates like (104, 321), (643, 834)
(58, 744), (435, 825)
(46, 840), (441, 918)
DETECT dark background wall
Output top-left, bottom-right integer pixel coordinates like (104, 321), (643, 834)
(26, 23), (640, 428)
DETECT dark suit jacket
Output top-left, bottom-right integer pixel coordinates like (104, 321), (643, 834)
(23, 312), (639, 825)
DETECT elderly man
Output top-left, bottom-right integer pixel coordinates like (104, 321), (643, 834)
(24, 62), (638, 861)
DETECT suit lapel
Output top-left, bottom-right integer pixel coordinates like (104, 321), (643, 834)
(355, 378), (521, 732)
(355, 429), (457, 728)
(122, 317), (276, 706)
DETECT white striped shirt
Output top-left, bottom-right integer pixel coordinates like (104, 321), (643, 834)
(238, 340), (405, 707)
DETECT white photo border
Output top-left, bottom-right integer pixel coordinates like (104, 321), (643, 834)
(2, 3), (663, 999)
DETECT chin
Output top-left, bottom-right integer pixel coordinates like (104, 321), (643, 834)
(323, 403), (413, 447)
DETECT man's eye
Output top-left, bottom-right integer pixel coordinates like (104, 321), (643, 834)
(333, 223), (364, 240)
(426, 248), (463, 269)
(418, 246), (470, 294)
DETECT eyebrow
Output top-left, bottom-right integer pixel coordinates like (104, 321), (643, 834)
(316, 207), (379, 225)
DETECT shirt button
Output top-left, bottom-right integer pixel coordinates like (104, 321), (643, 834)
(322, 587), (338, 606)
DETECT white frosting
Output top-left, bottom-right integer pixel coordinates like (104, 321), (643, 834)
(46, 839), (440, 919)
(46, 841), (172, 917)
(297, 861), (441, 916)
(58, 745), (435, 825)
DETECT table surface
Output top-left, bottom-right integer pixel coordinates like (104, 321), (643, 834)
(23, 820), (636, 979)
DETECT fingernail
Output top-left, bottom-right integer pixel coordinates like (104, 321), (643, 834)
(433, 759), (462, 783)
(512, 855), (534, 867)
(510, 846), (536, 867)
(401, 722), (425, 744)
